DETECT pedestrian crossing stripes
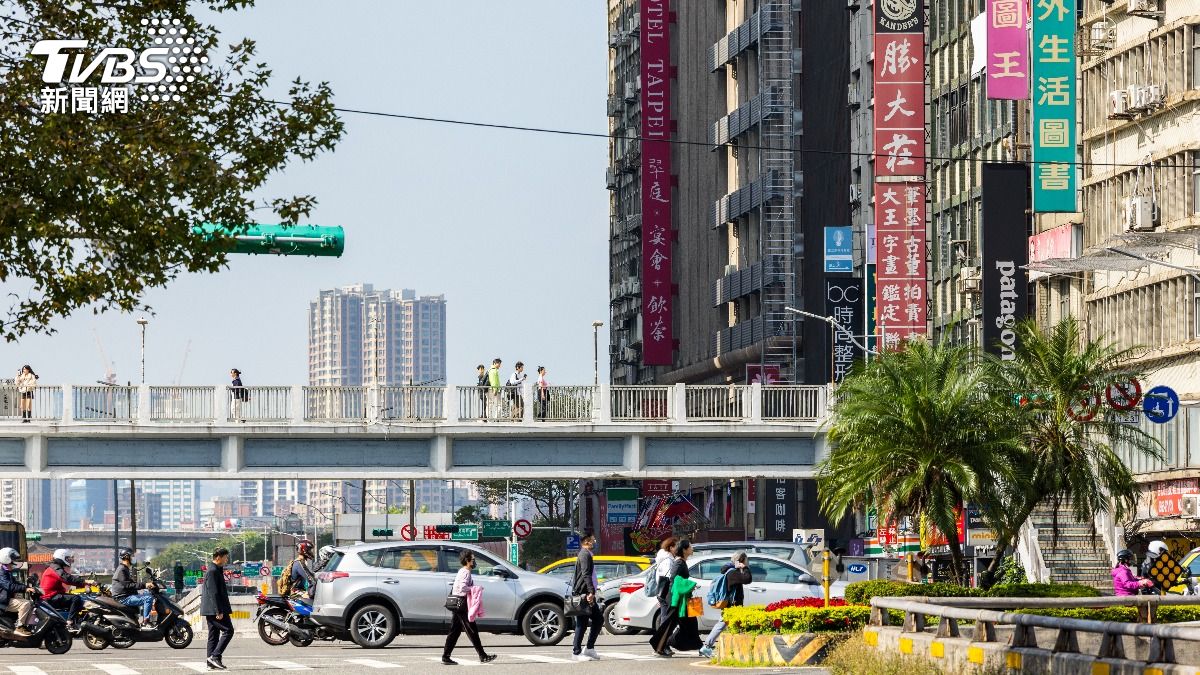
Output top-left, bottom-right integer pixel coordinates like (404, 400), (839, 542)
(7, 667), (47, 675)
(596, 651), (659, 661)
(509, 654), (574, 664)
(424, 657), (481, 666)
(178, 665), (209, 673)
(343, 659), (404, 669)
(259, 662), (311, 671)
(93, 666), (140, 675)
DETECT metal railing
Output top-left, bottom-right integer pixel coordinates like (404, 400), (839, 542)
(536, 385), (598, 422)
(685, 385), (747, 421)
(870, 595), (1200, 665)
(611, 385), (671, 421)
(0, 385), (63, 421)
(149, 386), (215, 422)
(73, 385), (137, 422)
(456, 385), (524, 422)
(380, 386), (444, 421)
(761, 385), (826, 421)
(303, 386), (366, 422)
(229, 386), (291, 422)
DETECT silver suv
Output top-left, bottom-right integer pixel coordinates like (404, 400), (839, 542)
(310, 542), (571, 648)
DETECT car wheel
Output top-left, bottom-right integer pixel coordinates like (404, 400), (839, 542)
(349, 604), (396, 649)
(603, 602), (633, 636)
(521, 601), (566, 646)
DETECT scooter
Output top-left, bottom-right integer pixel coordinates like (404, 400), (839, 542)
(255, 592), (337, 647)
(78, 566), (193, 651)
(0, 589), (73, 654)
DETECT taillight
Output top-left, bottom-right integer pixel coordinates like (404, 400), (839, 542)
(255, 592), (266, 605)
(318, 571), (349, 583)
(619, 582), (644, 595)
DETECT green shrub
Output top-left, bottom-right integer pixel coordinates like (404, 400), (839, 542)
(823, 633), (1004, 675)
(844, 580), (980, 605)
(996, 556), (1028, 585)
(723, 605), (872, 635)
(1017, 606), (1200, 623)
(984, 583), (1099, 598)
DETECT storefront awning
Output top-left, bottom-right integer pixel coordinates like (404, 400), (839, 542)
(1027, 231), (1200, 275)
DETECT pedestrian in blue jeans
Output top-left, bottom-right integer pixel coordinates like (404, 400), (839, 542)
(111, 548), (154, 624)
(698, 552), (752, 658)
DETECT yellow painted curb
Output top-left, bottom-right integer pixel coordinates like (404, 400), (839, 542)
(1091, 664), (1110, 675)
(899, 637), (913, 654)
(929, 641), (944, 659)
(1006, 651), (1023, 670)
(967, 646), (984, 664)
(863, 630), (879, 647)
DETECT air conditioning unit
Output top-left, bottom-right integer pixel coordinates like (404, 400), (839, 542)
(607, 95), (624, 117)
(1090, 23), (1115, 50)
(1108, 90), (1131, 118)
(1125, 195), (1156, 232)
(847, 83), (861, 108)
(629, 12), (641, 32)
(608, 31), (622, 48)
(606, 167), (619, 190)
(957, 267), (982, 295)
(1128, 0), (1161, 17)
(621, 347), (639, 362)
(1181, 494), (1200, 517)
(623, 81), (638, 101)
(724, 264), (738, 277)
(1127, 85), (1148, 112)
(1140, 84), (1165, 109)
(849, 184), (862, 205)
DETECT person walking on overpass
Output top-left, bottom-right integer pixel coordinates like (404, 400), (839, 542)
(506, 361), (527, 420)
(15, 365), (37, 422)
(229, 369), (248, 422)
(475, 364), (488, 420)
(486, 358), (503, 420)
(535, 366), (550, 420)
(201, 547), (234, 671)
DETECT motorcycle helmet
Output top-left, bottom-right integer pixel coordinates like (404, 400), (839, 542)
(1148, 540), (1169, 557)
(298, 540), (314, 557)
(118, 547), (134, 562)
(0, 547), (21, 565)
(315, 545), (336, 570)
(53, 548), (74, 565)
(1116, 549), (1135, 564)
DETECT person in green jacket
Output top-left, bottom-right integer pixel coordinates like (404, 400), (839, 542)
(649, 539), (696, 657)
(486, 358), (502, 420)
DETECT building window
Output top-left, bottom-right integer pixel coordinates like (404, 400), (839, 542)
(1059, 278), (1070, 323)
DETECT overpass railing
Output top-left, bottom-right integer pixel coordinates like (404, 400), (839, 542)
(8, 383), (828, 425)
(870, 595), (1200, 665)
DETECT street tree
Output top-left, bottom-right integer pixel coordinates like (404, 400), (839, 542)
(0, 0), (343, 340)
(453, 505), (485, 524)
(980, 318), (1162, 583)
(818, 338), (1023, 582)
(473, 480), (572, 523)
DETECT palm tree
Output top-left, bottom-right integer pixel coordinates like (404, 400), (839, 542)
(981, 318), (1162, 583)
(818, 338), (1023, 582)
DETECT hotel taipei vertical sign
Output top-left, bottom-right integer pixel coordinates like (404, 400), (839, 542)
(640, 0), (674, 364)
(1031, 0), (1077, 212)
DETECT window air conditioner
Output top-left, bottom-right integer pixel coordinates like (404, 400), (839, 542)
(1127, 0), (1160, 17)
(849, 184), (862, 204)
(608, 31), (621, 48)
(1125, 196), (1156, 232)
(957, 267), (982, 295)
(1108, 90), (1131, 118)
(1182, 494), (1200, 518)
(1126, 85), (1148, 112)
(847, 83), (861, 109)
(622, 347), (639, 362)
(1140, 84), (1165, 109)
(606, 167), (619, 190)
(1090, 24), (1114, 50)
(624, 81), (638, 101)
(724, 264), (738, 277)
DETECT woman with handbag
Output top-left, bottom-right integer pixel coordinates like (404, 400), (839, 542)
(442, 551), (497, 665)
(649, 538), (700, 657)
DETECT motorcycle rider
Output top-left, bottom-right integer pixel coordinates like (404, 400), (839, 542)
(39, 549), (91, 627)
(0, 548), (34, 635)
(282, 541), (316, 598)
(111, 548), (155, 626)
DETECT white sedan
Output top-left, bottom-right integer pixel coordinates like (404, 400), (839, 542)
(613, 553), (849, 632)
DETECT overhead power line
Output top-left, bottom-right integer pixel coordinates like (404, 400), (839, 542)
(259, 98), (1200, 172)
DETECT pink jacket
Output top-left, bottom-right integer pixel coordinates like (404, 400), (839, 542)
(1112, 564), (1141, 596)
(467, 585), (485, 622)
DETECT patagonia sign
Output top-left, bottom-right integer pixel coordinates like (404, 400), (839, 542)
(980, 164), (1029, 359)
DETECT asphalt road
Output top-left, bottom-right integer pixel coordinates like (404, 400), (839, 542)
(0, 632), (826, 674)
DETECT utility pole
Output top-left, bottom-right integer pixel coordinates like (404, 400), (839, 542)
(129, 480), (136, 554)
(408, 479), (415, 536)
(112, 480), (119, 568)
(360, 479), (367, 543)
(591, 321), (604, 385)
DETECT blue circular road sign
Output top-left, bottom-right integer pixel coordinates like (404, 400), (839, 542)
(1143, 385), (1180, 424)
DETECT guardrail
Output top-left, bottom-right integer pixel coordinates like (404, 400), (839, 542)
(0, 383), (829, 425)
(870, 595), (1200, 664)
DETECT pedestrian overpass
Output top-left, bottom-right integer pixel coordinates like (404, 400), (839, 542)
(0, 383), (828, 479)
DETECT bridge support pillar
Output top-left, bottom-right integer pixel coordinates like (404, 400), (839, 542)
(24, 435), (46, 473)
(671, 383), (686, 421)
(136, 384), (151, 424)
(749, 383), (763, 423)
(597, 385), (611, 423)
(222, 435), (244, 473)
(432, 435), (451, 474)
(290, 386), (304, 424)
(443, 385), (459, 423)
(624, 434), (645, 473)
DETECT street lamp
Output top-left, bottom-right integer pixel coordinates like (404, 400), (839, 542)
(591, 321), (604, 386)
(294, 502), (332, 547)
(784, 307), (879, 355)
(136, 317), (149, 384)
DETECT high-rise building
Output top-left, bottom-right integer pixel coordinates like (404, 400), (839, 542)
(0, 479), (67, 530)
(118, 484), (163, 531)
(137, 480), (199, 530)
(307, 284), (446, 387)
(240, 480), (307, 519)
(67, 479), (113, 529)
(606, 0), (848, 385)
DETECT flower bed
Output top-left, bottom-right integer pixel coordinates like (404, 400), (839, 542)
(724, 605), (871, 635)
(843, 579), (1099, 606)
(765, 597), (848, 611)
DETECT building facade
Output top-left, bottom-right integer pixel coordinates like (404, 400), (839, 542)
(606, 0), (849, 386)
(307, 284), (447, 387)
(239, 480), (307, 520)
(138, 480), (199, 530)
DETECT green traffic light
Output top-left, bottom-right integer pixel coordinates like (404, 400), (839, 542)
(193, 223), (344, 257)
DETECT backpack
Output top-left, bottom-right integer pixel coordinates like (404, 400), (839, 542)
(706, 570), (732, 609)
(642, 571), (662, 598)
(277, 558), (300, 596)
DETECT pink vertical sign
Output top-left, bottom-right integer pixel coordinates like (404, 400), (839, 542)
(640, 0), (673, 365)
(986, 0), (1030, 100)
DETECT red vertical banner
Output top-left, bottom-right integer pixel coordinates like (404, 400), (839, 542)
(874, 0), (925, 177)
(640, 0), (673, 365)
(874, 183), (927, 347)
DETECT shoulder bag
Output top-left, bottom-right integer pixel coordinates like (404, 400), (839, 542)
(563, 593), (587, 617)
(445, 593), (466, 611)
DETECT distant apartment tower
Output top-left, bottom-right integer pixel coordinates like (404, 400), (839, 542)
(307, 284), (447, 387)
(240, 480), (307, 519)
(139, 480), (199, 530)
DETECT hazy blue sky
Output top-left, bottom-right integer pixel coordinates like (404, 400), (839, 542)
(6, 1), (610, 387)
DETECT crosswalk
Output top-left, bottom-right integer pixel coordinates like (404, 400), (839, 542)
(2, 650), (666, 673)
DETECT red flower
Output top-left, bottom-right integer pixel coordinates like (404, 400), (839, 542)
(764, 597), (847, 611)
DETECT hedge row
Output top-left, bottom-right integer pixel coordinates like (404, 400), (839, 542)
(843, 580), (1099, 605)
(723, 605), (872, 635)
(1017, 606), (1200, 624)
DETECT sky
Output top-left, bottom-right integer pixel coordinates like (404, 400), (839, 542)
(5, 1), (610, 388)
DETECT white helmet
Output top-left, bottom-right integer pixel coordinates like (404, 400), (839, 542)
(0, 547), (20, 565)
(53, 549), (73, 564)
(1148, 540), (1169, 557)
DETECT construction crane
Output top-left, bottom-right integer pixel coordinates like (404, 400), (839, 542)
(175, 340), (192, 385)
(92, 328), (117, 385)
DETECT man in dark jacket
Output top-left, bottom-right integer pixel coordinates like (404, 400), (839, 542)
(698, 551), (753, 658)
(201, 547), (233, 671)
(112, 548), (154, 625)
(0, 547), (33, 635)
(570, 533), (602, 661)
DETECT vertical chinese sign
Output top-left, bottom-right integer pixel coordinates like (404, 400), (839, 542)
(825, 279), (864, 383)
(874, 0), (925, 177)
(640, 0), (674, 364)
(1031, 0), (1077, 212)
(874, 183), (928, 348)
(986, 0), (1030, 100)
(764, 479), (796, 541)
